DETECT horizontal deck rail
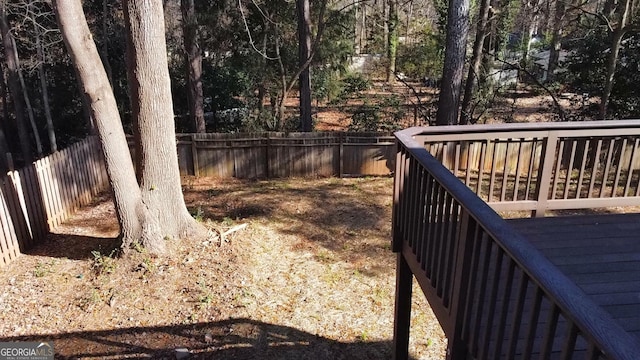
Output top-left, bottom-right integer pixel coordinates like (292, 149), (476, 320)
(392, 124), (640, 359)
(412, 120), (640, 216)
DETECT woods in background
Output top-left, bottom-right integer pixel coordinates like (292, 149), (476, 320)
(0, 0), (637, 170)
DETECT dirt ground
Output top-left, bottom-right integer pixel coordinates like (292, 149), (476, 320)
(0, 177), (446, 359)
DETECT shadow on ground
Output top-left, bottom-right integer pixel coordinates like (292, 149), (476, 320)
(27, 234), (119, 261)
(1, 318), (415, 360)
(183, 178), (394, 276)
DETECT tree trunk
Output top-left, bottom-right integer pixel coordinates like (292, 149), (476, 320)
(180, 0), (205, 133)
(435, 0), (471, 125)
(599, 0), (633, 119)
(296, 0), (312, 131)
(0, 4), (32, 164)
(123, 0), (204, 249)
(460, 0), (491, 124)
(32, 10), (57, 153)
(386, 0), (398, 83)
(0, 62), (9, 171)
(53, 0), (204, 254)
(547, 0), (566, 82)
(53, 0), (152, 251)
(14, 37), (43, 157)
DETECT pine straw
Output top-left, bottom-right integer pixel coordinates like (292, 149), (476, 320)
(0, 177), (446, 359)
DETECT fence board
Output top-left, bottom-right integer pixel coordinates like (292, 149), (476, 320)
(147, 132), (394, 179)
(0, 137), (109, 268)
(0, 183), (19, 265)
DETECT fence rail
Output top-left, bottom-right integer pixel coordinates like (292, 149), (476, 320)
(392, 122), (640, 359)
(0, 136), (108, 268)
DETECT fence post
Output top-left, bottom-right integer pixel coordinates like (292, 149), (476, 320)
(339, 132), (344, 178)
(265, 133), (271, 179)
(534, 131), (558, 217)
(191, 134), (200, 177)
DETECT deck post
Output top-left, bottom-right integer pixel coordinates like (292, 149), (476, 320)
(533, 131), (558, 217)
(447, 210), (477, 360)
(393, 252), (413, 360)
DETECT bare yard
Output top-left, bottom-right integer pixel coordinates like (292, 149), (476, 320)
(0, 177), (446, 359)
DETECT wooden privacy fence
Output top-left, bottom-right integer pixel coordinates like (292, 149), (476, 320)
(0, 136), (108, 268)
(1, 131), (393, 268)
(168, 132), (395, 178)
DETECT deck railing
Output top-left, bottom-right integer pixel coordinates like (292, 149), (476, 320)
(413, 120), (640, 216)
(392, 123), (640, 359)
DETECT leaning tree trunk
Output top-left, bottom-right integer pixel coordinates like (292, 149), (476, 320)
(0, 5), (32, 164)
(180, 0), (205, 133)
(123, 0), (204, 249)
(53, 0), (153, 251)
(435, 0), (471, 125)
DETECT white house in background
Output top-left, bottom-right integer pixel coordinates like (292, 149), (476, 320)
(531, 49), (570, 82)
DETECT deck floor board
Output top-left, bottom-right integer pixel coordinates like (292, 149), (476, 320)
(508, 213), (640, 342)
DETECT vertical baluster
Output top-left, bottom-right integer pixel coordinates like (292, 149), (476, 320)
(551, 139), (565, 200)
(470, 235), (493, 356)
(418, 174), (434, 264)
(465, 141), (473, 187)
(422, 175), (439, 275)
(493, 258), (516, 358)
(500, 140), (511, 202)
(588, 139), (602, 198)
(523, 288), (544, 360)
(563, 140), (577, 199)
(461, 228), (484, 346)
(435, 193), (454, 297)
(454, 142), (461, 180)
(539, 304), (560, 359)
(559, 322), (578, 360)
(513, 140), (524, 201)
(624, 138), (639, 197)
(425, 181), (444, 285)
(479, 250), (505, 359)
(525, 139), (538, 201)
(442, 201), (460, 307)
(612, 138), (627, 197)
(600, 138), (615, 197)
(489, 141), (499, 202)
(414, 169), (428, 257)
(407, 160), (420, 250)
(576, 139), (590, 199)
(507, 272), (529, 358)
(477, 142), (487, 197)
(585, 342), (601, 360)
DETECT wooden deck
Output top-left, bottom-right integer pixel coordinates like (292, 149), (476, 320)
(508, 213), (640, 341)
(393, 123), (640, 359)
